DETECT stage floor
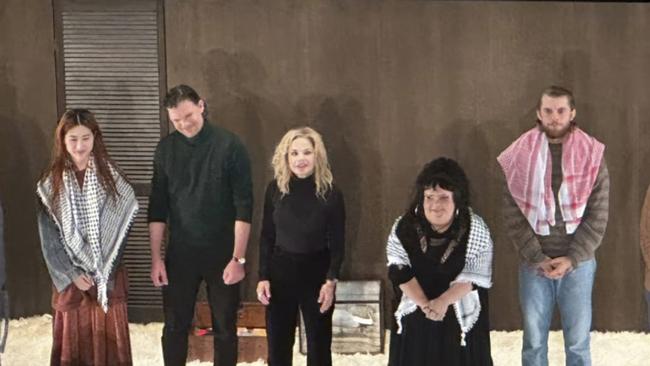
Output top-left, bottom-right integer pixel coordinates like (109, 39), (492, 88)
(4, 315), (650, 365)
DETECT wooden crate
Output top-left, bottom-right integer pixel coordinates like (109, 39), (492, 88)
(193, 301), (265, 328)
(299, 280), (384, 354)
(237, 302), (265, 329)
(237, 329), (267, 363)
(193, 300), (212, 328)
(188, 301), (267, 363)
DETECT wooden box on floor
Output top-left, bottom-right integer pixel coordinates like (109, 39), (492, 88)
(187, 301), (268, 363)
(299, 280), (384, 354)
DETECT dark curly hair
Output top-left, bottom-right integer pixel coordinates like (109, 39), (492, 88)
(407, 157), (471, 225)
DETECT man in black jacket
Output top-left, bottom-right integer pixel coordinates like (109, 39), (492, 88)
(148, 85), (253, 366)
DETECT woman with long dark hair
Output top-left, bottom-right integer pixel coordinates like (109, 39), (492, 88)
(36, 109), (138, 365)
(387, 157), (493, 365)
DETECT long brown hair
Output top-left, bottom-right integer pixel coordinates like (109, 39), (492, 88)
(41, 109), (121, 208)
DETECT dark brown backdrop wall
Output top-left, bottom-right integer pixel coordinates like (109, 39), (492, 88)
(164, 0), (649, 331)
(0, 0), (59, 317)
(1, 0), (648, 331)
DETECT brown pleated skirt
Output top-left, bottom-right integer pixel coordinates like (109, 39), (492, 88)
(50, 267), (132, 366)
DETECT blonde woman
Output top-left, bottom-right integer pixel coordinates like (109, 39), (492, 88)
(257, 127), (345, 366)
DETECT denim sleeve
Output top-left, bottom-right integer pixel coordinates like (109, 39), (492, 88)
(37, 208), (83, 292)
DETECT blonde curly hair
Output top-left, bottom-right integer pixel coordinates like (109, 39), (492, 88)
(271, 126), (333, 198)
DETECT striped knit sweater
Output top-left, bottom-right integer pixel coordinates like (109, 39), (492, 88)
(501, 143), (609, 268)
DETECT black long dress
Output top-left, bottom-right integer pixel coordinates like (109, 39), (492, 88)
(388, 213), (492, 366)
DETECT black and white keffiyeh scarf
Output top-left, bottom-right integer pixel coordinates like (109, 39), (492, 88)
(37, 158), (138, 312)
(386, 209), (493, 346)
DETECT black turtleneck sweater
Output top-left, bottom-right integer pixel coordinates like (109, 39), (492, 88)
(148, 122), (253, 254)
(258, 176), (345, 281)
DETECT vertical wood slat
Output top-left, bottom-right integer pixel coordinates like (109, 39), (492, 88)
(62, 9), (160, 185)
(56, 0), (166, 319)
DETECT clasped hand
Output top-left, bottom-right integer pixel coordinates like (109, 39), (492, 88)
(421, 297), (449, 322)
(537, 256), (573, 280)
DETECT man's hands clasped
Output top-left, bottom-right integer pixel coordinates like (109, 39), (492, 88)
(537, 256), (573, 280)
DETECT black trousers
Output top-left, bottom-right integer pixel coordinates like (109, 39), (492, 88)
(266, 249), (333, 366)
(162, 247), (240, 366)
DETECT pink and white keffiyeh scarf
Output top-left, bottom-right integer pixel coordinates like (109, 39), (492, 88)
(497, 126), (604, 235)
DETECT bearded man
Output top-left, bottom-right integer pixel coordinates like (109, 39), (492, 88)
(498, 86), (610, 366)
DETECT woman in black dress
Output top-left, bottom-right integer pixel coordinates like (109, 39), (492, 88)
(256, 126), (345, 366)
(387, 157), (493, 366)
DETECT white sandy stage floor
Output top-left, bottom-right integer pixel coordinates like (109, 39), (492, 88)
(4, 315), (650, 365)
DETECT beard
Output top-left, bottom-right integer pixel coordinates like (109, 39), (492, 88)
(539, 121), (573, 140)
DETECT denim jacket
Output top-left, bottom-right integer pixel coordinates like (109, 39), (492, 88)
(37, 207), (84, 292)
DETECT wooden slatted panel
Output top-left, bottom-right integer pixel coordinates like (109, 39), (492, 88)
(122, 196), (163, 307)
(58, 0), (165, 318)
(62, 10), (160, 184)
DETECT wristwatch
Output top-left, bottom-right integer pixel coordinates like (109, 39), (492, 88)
(233, 256), (246, 265)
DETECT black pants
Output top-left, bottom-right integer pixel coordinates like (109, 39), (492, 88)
(266, 249), (333, 366)
(162, 247), (240, 366)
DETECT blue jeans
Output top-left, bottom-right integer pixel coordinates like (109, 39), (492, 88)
(519, 259), (596, 366)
